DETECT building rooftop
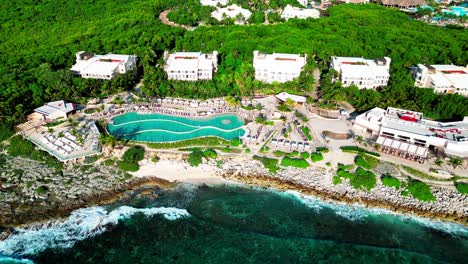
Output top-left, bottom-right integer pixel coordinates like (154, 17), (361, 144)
(275, 92), (306, 103)
(71, 53), (135, 77)
(281, 5), (320, 19)
(254, 51), (307, 72)
(165, 51), (216, 72)
(382, 107), (468, 143)
(35, 100), (75, 116)
(211, 4), (252, 21)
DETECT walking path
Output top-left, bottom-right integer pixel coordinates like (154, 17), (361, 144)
(159, 9), (196, 31)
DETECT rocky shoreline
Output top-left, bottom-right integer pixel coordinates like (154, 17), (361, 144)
(0, 155), (174, 229)
(218, 159), (468, 225)
(0, 154), (466, 235)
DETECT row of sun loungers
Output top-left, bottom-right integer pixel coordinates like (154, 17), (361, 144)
(42, 134), (81, 155)
(270, 138), (312, 152)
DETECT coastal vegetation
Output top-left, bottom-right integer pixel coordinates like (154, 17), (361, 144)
(253, 155), (280, 173)
(335, 165), (377, 192)
(455, 182), (468, 195)
(6, 136), (63, 171)
(407, 179), (436, 202)
(315, 147), (329, 153)
(401, 165), (451, 181)
(281, 157), (310, 168)
(340, 146), (380, 157)
(119, 146), (145, 171)
(381, 174), (401, 189)
(310, 152), (324, 163)
(203, 149), (218, 159)
(188, 150), (204, 167)
(300, 126), (312, 141)
(350, 167), (377, 192)
(354, 154), (379, 170)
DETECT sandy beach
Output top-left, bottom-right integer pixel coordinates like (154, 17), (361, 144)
(133, 159), (227, 185)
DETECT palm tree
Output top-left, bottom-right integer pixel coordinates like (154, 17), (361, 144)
(373, 144), (380, 151)
(99, 134), (117, 149)
(434, 158), (444, 167)
(354, 135), (364, 146)
(448, 156), (462, 170)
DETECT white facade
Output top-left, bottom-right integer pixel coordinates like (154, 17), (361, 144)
(211, 4), (252, 23)
(200, 0), (229, 6)
(275, 92), (307, 104)
(70, 51), (137, 80)
(253, 51), (307, 83)
(354, 107), (468, 158)
(330, 56), (391, 89)
(412, 64), (468, 97)
(281, 5), (320, 20)
(164, 51), (218, 81)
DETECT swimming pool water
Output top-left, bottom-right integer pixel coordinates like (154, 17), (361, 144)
(107, 112), (245, 142)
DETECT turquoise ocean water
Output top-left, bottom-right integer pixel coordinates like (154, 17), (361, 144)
(0, 184), (467, 263)
(107, 112), (245, 142)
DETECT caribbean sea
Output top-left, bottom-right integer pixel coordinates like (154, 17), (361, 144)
(0, 184), (467, 263)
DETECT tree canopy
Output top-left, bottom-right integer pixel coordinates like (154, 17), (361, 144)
(1, 1), (467, 129)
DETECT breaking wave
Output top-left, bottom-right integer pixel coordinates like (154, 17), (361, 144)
(0, 206), (190, 257)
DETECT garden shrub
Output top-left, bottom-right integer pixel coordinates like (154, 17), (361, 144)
(455, 182), (468, 195)
(119, 161), (140, 172)
(311, 152), (324, 162)
(381, 174), (401, 189)
(253, 155), (280, 173)
(407, 179), (435, 201)
(281, 157), (309, 168)
(188, 150), (204, 167)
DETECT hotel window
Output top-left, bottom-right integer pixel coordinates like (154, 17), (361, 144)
(382, 132), (394, 138)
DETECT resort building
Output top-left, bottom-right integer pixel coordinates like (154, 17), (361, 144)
(275, 92), (307, 105)
(70, 51), (137, 80)
(337, 0), (370, 3)
(253, 51), (307, 83)
(25, 121), (102, 162)
(412, 64), (468, 96)
(281, 5), (320, 20)
(354, 107), (468, 160)
(211, 4), (252, 23)
(200, 0), (229, 6)
(379, 0), (427, 9)
(163, 51), (218, 81)
(28, 100), (76, 122)
(330, 56), (391, 89)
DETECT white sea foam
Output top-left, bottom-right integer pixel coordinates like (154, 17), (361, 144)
(0, 256), (34, 264)
(0, 206), (190, 257)
(283, 190), (468, 236)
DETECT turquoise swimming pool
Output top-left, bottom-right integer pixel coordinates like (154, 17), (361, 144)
(107, 112), (245, 142)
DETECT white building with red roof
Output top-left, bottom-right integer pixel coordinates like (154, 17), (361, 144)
(164, 51), (218, 81)
(253, 51), (307, 83)
(70, 51), (137, 80)
(413, 64), (468, 97)
(330, 56), (391, 89)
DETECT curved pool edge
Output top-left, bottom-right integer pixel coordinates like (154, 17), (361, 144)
(105, 112), (246, 143)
